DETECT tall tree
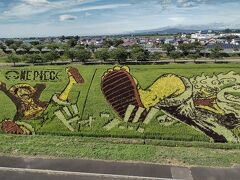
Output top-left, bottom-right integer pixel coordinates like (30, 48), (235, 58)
(9, 44), (18, 51)
(20, 44), (32, 51)
(75, 49), (92, 62)
(110, 47), (128, 64)
(7, 54), (21, 66)
(5, 40), (15, 46)
(65, 49), (76, 62)
(162, 44), (175, 55)
(169, 51), (182, 62)
(68, 38), (78, 48)
(42, 52), (60, 63)
(149, 52), (162, 61)
(35, 44), (44, 51)
(130, 46), (149, 61)
(88, 44), (97, 52)
(46, 43), (61, 50)
(27, 54), (43, 63)
(178, 43), (194, 56)
(210, 45), (223, 61)
(95, 48), (110, 61)
(0, 44), (6, 51)
(113, 39), (124, 47)
(193, 42), (203, 54)
(102, 39), (114, 48)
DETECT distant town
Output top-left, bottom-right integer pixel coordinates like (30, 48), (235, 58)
(1, 28), (240, 65)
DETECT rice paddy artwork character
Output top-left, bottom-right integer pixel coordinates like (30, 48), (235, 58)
(42, 67), (85, 132)
(101, 66), (240, 143)
(56, 67), (84, 102)
(0, 67), (84, 134)
(0, 82), (48, 121)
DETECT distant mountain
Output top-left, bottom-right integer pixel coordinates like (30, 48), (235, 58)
(134, 28), (198, 35)
(132, 23), (240, 35)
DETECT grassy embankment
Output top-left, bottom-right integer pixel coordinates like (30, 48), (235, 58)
(0, 134), (240, 167)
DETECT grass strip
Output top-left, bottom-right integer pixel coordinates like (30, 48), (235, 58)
(0, 134), (240, 167)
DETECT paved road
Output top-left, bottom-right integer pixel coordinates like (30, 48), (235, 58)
(0, 168), (173, 180)
(0, 156), (239, 180)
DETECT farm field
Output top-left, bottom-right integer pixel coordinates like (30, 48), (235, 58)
(1, 64), (240, 143)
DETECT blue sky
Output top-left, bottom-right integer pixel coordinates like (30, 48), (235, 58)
(0, 0), (239, 38)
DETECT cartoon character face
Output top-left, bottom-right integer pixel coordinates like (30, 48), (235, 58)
(5, 71), (19, 80)
(9, 84), (36, 101)
(194, 86), (218, 99)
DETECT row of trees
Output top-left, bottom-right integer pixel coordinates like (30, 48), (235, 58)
(1, 42), (69, 52)
(7, 52), (60, 65)
(7, 43), (228, 65)
(162, 42), (226, 60)
(7, 46), (150, 65)
(1, 38), (124, 52)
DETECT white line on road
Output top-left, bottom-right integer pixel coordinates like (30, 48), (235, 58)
(0, 167), (182, 180)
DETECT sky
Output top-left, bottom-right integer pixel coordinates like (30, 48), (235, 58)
(0, 0), (239, 38)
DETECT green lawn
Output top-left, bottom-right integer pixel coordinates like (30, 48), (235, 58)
(0, 134), (240, 167)
(1, 64), (240, 142)
(0, 56), (8, 63)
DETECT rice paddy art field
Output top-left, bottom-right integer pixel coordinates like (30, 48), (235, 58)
(1, 64), (240, 143)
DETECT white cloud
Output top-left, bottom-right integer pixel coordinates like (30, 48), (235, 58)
(177, 0), (207, 7)
(1, 0), (130, 19)
(84, 12), (92, 17)
(65, 4), (131, 14)
(162, 0), (172, 6)
(2, 0), (89, 17)
(59, 14), (77, 21)
(22, 0), (50, 6)
(3, 0), (57, 17)
(3, 5), (45, 16)
(168, 17), (185, 22)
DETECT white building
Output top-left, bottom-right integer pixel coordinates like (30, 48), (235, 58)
(231, 38), (240, 45)
(220, 33), (240, 37)
(191, 31), (216, 40)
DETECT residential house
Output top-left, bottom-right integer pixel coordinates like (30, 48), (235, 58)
(146, 48), (166, 54)
(143, 42), (154, 48)
(4, 48), (15, 54)
(41, 47), (52, 53)
(204, 44), (240, 55)
(29, 48), (40, 54)
(206, 38), (217, 44)
(55, 48), (65, 55)
(164, 38), (175, 44)
(16, 48), (27, 54)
